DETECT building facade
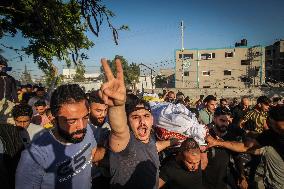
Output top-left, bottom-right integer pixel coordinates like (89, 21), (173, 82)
(265, 39), (284, 82)
(175, 45), (265, 89)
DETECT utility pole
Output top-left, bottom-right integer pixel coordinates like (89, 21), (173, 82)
(181, 20), (184, 88)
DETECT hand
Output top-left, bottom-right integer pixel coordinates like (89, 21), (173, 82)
(237, 176), (248, 189)
(99, 58), (126, 107)
(205, 134), (219, 148)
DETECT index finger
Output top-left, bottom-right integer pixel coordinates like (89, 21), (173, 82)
(101, 58), (114, 81)
(115, 58), (124, 82)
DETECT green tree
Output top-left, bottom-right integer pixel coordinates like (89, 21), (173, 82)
(73, 61), (86, 82)
(101, 55), (140, 86)
(155, 75), (168, 88)
(0, 0), (127, 86)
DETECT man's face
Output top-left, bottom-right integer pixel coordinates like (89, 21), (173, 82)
(242, 98), (250, 110)
(56, 100), (89, 143)
(0, 65), (6, 72)
(36, 90), (45, 97)
(128, 107), (153, 143)
(206, 100), (217, 113)
(260, 103), (270, 112)
(167, 93), (175, 102)
(35, 105), (47, 115)
(269, 119), (284, 136)
(220, 101), (228, 108)
(182, 150), (201, 172)
(90, 102), (108, 126)
(214, 114), (232, 133)
(14, 116), (31, 129)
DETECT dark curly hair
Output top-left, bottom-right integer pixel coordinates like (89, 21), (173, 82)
(50, 84), (87, 116)
(88, 90), (104, 104)
(12, 104), (33, 118)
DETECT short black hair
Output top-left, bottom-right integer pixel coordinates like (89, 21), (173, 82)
(214, 107), (232, 117)
(269, 106), (284, 122)
(88, 90), (105, 104)
(50, 84), (87, 116)
(180, 138), (199, 153)
(203, 95), (217, 103)
(257, 96), (271, 105)
(12, 104), (33, 118)
(36, 87), (45, 92)
(34, 100), (47, 107)
(220, 98), (227, 103)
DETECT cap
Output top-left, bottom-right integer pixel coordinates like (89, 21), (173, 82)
(125, 94), (151, 115)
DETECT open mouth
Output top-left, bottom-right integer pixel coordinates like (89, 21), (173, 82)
(137, 126), (148, 137)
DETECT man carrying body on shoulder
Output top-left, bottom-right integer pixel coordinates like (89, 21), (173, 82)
(203, 107), (238, 189)
(98, 59), (176, 189)
(159, 138), (204, 189)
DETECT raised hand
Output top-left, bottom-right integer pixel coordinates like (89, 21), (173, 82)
(99, 58), (126, 107)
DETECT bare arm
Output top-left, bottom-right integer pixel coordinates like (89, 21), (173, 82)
(156, 139), (179, 153)
(99, 58), (130, 153)
(200, 152), (208, 170)
(206, 135), (261, 153)
(92, 147), (106, 163)
(158, 178), (166, 188)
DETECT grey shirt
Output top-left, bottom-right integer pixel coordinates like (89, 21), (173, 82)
(109, 132), (160, 189)
(15, 124), (97, 189)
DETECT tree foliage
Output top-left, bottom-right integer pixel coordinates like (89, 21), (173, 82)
(101, 55), (140, 86)
(0, 0), (127, 85)
(73, 61), (86, 82)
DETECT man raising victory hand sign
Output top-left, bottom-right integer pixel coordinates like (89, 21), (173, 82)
(100, 58), (161, 189)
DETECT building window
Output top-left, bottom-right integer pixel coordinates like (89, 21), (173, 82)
(203, 86), (211, 88)
(224, 86), (235, 88)
(255, 51), (262, 56)
(200, 53), (215, 60)
(224, 70), (231, 75)
(202, 71), (210, 76)
(225, 52), (234, 58)
(179, 53), (193, 59)
(241, 60), (250, 65)
(266, 50), (271, 56)
(184, 71), (189, 76)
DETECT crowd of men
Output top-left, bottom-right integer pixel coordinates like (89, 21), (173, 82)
(0, 57), (284, 189)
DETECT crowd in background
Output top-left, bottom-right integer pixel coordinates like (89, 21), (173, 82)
(0, 58), (284, 189)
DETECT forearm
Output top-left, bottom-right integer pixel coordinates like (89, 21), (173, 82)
(216, 140), (248, 153)
(108, 105), (129, 134)
(156, 140), (171, 153)
(108, 105), (130, 152)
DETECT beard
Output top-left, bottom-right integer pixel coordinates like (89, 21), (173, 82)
(216, 125), (228, 133)
(57, 126), (87, 144)
(89, 115), (105, 127)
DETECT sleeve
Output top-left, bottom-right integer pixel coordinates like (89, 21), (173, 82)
(159, 164), (170, 183)
(15, 149), (45, 189)
(11, 78), (18, 102)
(255, 131), (270, 147)
(242, 111), (252, 122)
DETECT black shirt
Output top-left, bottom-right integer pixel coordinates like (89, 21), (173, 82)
(203, 124), (237, 189)
(256, 129), (284, 160)
(109, 132), (160, 189)
(160, 158), (203, 189)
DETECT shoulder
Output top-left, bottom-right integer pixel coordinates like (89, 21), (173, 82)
(27, 123), (44, 139)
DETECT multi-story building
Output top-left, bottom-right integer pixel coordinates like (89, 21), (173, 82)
(265, 39), (284, 82)
(175, 41), (265, 88)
